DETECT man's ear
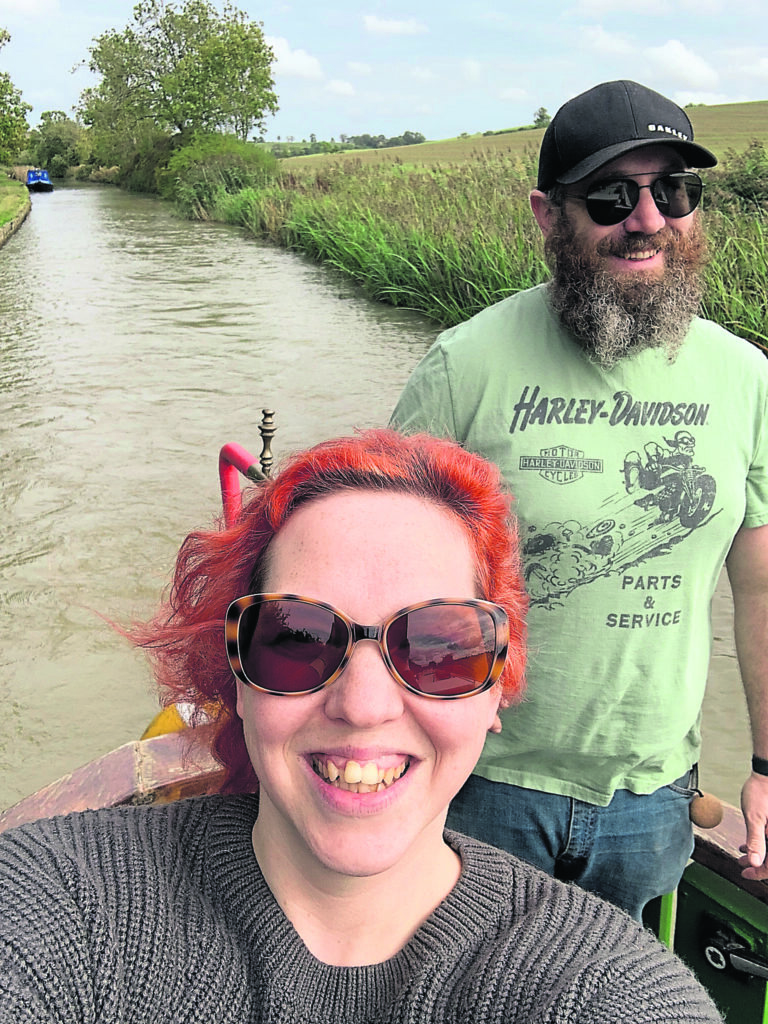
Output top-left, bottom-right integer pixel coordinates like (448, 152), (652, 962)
(530, 189), (557, 237)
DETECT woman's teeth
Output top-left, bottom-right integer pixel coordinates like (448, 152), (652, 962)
(312, 757), (409, 793)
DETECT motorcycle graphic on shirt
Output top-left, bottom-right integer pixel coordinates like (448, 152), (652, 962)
(521, 430), (719, 608)
(622, 431), (716, 528)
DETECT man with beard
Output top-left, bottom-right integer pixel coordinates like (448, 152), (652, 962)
(390, 79), (768, 919)
(540, 159), (707, 368)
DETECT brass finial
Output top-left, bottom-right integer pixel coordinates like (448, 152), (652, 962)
(258, 409), (276, 478)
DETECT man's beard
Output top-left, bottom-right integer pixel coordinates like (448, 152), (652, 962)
(545, 211), (708, 368)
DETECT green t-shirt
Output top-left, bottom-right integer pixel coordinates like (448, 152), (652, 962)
(392, 284), (768, 804)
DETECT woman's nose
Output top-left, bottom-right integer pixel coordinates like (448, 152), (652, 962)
(322, 640), (406, 727)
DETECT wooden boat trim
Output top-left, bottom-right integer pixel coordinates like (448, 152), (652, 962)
(0, 728), (234, 832)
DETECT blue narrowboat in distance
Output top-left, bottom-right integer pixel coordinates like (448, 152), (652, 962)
(25, 168), (53, 192)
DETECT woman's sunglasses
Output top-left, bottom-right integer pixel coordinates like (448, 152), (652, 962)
(565, 171), (703, 227)
(226, 593), (509, 699)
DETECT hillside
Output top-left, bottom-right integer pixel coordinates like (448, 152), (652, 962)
(283, 99), (768, 170)
(687, 99), (768, 156)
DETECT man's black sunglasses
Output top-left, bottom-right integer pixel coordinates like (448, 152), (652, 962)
(564, 171), (703, 227)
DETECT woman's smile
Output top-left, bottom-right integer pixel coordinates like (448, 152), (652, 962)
(310, 754), (410, 793)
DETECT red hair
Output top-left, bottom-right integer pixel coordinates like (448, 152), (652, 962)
(132, 429), (527, 792)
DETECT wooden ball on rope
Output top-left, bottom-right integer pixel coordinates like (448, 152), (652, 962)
(689, 792), (724, 829)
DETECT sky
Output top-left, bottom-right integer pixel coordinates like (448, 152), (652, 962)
(1, 0), (768, 143)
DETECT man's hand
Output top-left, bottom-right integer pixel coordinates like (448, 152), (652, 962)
(727, 524), (768, 881)
(738, 771), (768, 879)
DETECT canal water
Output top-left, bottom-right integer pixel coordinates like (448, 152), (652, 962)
(0, 183), (751, 812)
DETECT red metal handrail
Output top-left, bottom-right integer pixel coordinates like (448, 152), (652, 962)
(218, 442), (263, 526)
(217, 410), (276, 526)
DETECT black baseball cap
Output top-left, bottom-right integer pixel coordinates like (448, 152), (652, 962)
(537, 80), (717, 191)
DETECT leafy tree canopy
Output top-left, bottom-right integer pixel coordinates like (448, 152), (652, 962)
(0, 30), (31, 163)
(28, 111), (90, 171)
(78, 0), (278, 159)
(533, 106), (550, 129)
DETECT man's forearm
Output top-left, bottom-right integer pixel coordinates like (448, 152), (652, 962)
(726, 523), (768, 878)
(727, 524), (768, 758)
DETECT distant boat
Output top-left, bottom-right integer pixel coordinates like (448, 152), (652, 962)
(25, 168), (53, 192)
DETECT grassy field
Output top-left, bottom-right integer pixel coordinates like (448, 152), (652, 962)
(0, 175), (29, 228)
(280, 99), (768, 171)
(687, 99), (768, 157)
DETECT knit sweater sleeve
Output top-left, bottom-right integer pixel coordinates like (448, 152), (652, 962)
(0, 797), (269, 1024)
(0, 817), (98, 1023)
(526, 911), (723, 1023)
(446, 832), (724, 1024)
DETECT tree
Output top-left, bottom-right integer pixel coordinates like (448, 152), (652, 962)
(399, 130), (425, 146)
(29, 111), (89, 172)
(533, 106), (551, 129)
(189, 8), (279, 141)
(78, 0), (278, 159)
(0, 30), (31, 163)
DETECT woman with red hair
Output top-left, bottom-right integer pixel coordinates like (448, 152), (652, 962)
(0, 430), (721, 1022)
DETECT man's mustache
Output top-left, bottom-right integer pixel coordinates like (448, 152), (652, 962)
(597, 228), (676, 259)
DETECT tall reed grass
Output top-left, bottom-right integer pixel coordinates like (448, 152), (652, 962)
(702, 211), (768, 350)
(176, 150), (768, 354)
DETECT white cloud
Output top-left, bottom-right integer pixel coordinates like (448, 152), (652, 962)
(266, 36), (323, 79)
(461, 58), (483, 82)
(678, 0), (726, 11)
(347, 61), (372, 75)
(327, 79), (355, 96)
(580, 25), (633, 56)
(363, 15), (427, 35)
(411, 67), (435, 81)
(0, 0), (59, 14)
(645, 40), (719, 89)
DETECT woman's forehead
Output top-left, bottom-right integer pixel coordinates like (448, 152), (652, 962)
(264, 490), (477, 605)
(272, 490), (468, 557)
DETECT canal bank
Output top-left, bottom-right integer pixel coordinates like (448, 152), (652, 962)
(0, 175), (30, 248)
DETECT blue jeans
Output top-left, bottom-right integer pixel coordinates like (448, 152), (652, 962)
(446, 773), (696, 920)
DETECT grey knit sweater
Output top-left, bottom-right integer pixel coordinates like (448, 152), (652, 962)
(0, 795), (722, 1023)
